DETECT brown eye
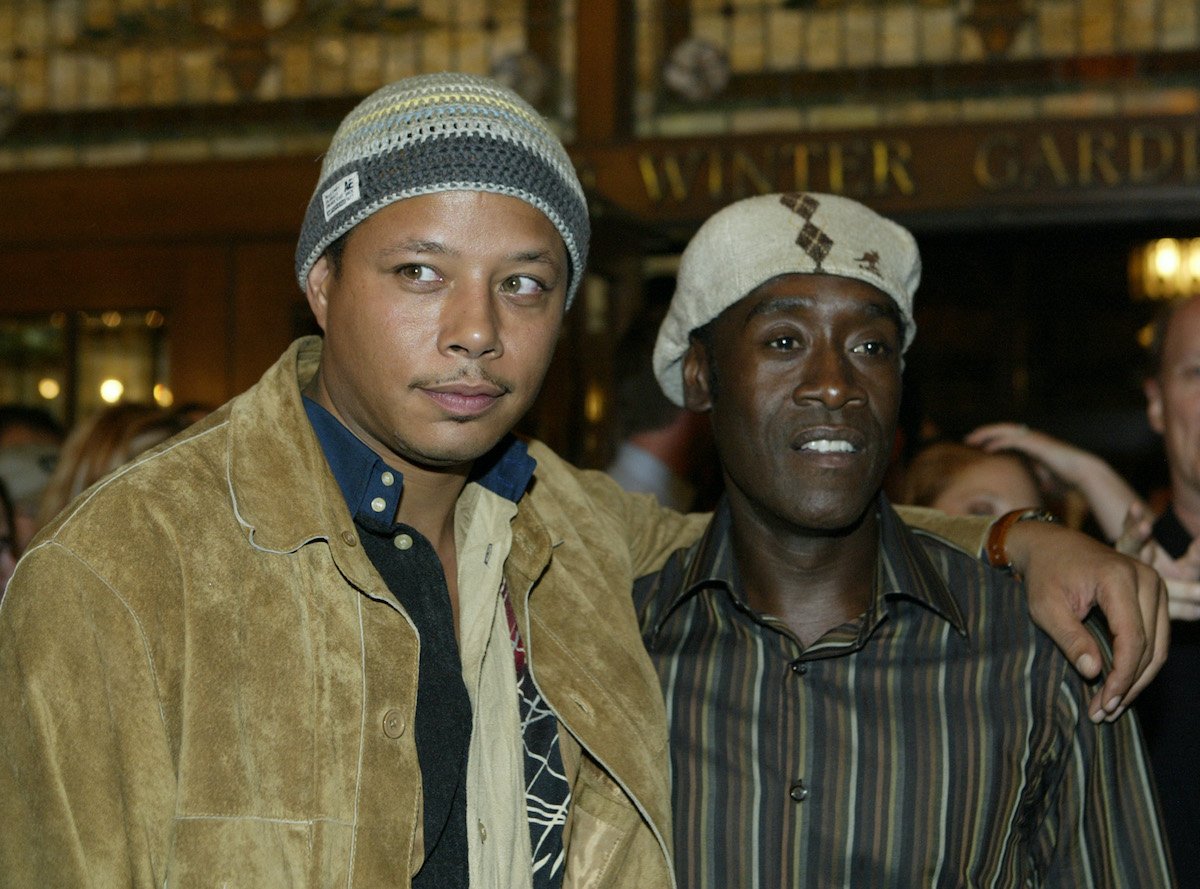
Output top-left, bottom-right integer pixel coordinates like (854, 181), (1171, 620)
(500, 274), (545, 296)
(396, 264), (441, 283)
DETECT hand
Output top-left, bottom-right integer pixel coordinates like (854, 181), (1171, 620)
(1004, 519), (1168, 723)
(969, 423), (1146, 543)
(1116, 502), (1200, 621)
(966, 423), (1084, 487)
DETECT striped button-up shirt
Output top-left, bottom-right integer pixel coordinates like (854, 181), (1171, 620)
(634, 497), (1173, 888)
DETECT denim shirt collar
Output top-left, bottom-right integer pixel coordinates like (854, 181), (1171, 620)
(303, 396), (536, 534)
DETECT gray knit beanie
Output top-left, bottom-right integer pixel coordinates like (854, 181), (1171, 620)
(295, 72), (590, 306)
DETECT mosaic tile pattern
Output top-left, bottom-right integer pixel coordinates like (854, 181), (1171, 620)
(635, 0), (1200, 136)
(0, 0), (576, 168)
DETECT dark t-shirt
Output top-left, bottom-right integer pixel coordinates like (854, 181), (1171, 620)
(1139, 506), (1200, 887)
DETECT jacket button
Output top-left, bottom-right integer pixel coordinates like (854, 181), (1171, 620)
(341, 530), (357, 547)
(382, 709), (406, 739)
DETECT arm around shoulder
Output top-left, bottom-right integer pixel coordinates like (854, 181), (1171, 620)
(0, 542), (176, 887)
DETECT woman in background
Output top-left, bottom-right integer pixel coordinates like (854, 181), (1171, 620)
(895, 439), (1046, 518)
(37, 403), (190, 528)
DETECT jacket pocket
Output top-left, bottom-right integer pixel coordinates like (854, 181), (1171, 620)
(562, 763), (670, 889)
(165, 816), (353, 888)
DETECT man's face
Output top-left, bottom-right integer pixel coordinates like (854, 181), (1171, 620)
(683, 273), (902, 532)
(1146, 296), (1200, 500)
(305, 190), (568, 471)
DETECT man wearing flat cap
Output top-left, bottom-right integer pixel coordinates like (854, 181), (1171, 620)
(640, 192), (1173, 887)
(0, 73), (1168, 889)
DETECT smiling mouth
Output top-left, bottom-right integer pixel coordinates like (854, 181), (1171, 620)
(799, 438), (858, 454)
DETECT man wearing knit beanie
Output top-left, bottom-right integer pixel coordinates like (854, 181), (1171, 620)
(0, 74), (1167, 889)
(637, 192), (1171, 887)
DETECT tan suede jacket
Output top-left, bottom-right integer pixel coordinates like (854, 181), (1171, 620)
(0, 338), (984, 888)
(0, 338), (710, 888)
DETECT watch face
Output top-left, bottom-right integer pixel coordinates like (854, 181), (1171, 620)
(663, 38), (730, 102)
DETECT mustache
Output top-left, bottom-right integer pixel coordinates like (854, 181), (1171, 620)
(409, 367), (513, 394)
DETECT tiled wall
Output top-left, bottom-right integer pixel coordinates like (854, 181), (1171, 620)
(0, 0), (576, 168)
(635, 0), (1200, 135)
(0, 0), (1196, 169)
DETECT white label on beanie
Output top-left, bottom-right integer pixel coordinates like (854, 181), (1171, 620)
(321, 172), (361, 221)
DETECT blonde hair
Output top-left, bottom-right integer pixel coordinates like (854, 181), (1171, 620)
(38, 404), (189, 525)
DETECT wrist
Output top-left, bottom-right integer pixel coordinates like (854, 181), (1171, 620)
(986, 508), (1060, 575)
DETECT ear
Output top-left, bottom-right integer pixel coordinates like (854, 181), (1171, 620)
(1145, 377), (1165, 434)
(682, 339), (713, 413)
(305, 255), (333, 332)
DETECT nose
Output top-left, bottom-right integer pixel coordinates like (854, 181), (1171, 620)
(438, 283), (502, 360)
(792, 343), (864, 410)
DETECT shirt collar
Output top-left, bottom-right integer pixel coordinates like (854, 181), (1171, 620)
(653, 494), (967, 641)
(875, 496), (968, 635)
(303, 396), (536, 533)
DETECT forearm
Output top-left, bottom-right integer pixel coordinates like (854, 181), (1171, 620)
(894, 504), (990, 554)
(1063, 451), (1147, 542)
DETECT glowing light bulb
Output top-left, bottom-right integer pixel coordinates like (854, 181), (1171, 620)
(99, 378), (125, 404)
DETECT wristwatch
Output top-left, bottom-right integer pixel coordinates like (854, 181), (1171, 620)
(986, 508), (1060, 573)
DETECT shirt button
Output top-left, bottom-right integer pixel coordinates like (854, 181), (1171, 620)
(381, 471), (395, 486)
(478, 821), (487, 842)
(370, 497), (387, 513)
(340, 531), (357, 547)
(790, 660), (808, 675)
(394, 533), (413, 550)
(382, 709), (406, 739)
(789, 780), (809, 803)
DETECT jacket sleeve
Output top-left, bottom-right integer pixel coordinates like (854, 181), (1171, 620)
(1036, 666), (1175, 887)
(570, 467), (711, 579)
(894, 505), (991, 555)
(0, 541), (176, 888)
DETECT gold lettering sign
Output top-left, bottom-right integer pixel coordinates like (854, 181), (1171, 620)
(637, 139), (917, 204)
(973, 125), (1200, 191)
(600, 118), (1200, 218)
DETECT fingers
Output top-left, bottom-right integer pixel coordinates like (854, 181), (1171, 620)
(1122, 581), (1171, 708)
(1167, 579), (1200, 621)
(965, 423), (1025, 452)
(1093, 561), (1162, 721)
(1012, 520), (1160, 721)
(1025, 585), (1114, 723)
(1114, 505), (1153, 558)
(1178, 537), (1200, 581)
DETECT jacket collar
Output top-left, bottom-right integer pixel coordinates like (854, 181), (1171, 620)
(226, 338), (393, 599)
(227, 338), (341, 550)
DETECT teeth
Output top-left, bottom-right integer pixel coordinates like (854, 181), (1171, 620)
(801, 439), (855, 453)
